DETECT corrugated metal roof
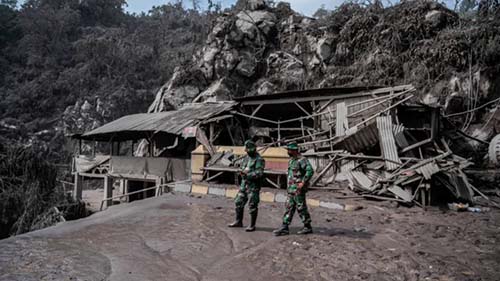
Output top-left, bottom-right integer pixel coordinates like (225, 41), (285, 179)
(339, 122), (379, 153)
(416, 162), (440, 179)
(80, 102), (236, 141)
(236, 85), (414, 105)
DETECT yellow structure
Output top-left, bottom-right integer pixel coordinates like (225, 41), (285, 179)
(191, 184), (209, 195)
(191, 145), (289, 182)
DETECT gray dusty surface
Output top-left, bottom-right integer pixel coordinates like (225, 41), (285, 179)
(1, 193), (499, 281)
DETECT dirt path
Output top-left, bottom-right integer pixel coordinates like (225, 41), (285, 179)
(0, 193), (499, 281)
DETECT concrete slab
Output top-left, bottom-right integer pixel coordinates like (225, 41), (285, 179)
(260, 191), (275, 203)
(319, 201), (344, 210)
(208, 187), (226, 196)
(174, 182), (192, 193)
(191, 184), (208, 195)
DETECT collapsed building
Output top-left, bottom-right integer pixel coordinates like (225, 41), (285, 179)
(70, 85), (499, 210)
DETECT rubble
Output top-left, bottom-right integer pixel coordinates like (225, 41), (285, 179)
(299, 92), (495, 208)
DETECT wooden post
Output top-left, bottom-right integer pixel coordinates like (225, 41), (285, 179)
(104, 176), (113, 208)
(143, 181), (148, 199)
(119, 179), (127, 194)
(277, 120), (281, 145)
(73, 173), (83, 200)
(155, 178), (162, 196)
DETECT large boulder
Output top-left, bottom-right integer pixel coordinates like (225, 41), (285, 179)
(236, 51), (258, 77)
(316, 38), (333, 62)
(248, 0), (266, 10)
(193, 79), (231, 102)
(424, 10), (445, 28)
(148, 68), (205, 112)
(235, 10), (277, 39)
(267, 51), (305, 81)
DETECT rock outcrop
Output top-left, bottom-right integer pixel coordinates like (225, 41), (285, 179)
(148, 0), (500, 141)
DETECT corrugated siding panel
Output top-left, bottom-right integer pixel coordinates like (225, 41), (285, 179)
(416, 162), (440, 179)
(319, 94), (391, 133)
(340, 122), (379, 153)
(336, 102), (348, 136)
(377, 116), (401, 170)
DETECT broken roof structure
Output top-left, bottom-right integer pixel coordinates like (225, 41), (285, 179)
(69, 85), (499, 211)
(78, 102), (236, 142)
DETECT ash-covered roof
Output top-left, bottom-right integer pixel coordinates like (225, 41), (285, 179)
(78, 102), (236, 142)
(235, 85), (413, 105)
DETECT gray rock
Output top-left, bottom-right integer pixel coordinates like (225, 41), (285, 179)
(257, 81), (275, 96)
(194, 79), (231, 102)
(316, 38), (332, 62)
(424, 10), (444, 27)
(236, 52), (257, 77)
(236, 17), (257, 39)
(236, 10), (277, 38)
(248, 0), (266, 10)
(267, 51), (305, 80)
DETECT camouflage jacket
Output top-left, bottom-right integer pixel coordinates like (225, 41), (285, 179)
(287, 156), (314, 194)
(240, 153), (265, 191)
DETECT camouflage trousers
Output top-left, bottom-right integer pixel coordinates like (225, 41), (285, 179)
(282, 193), (312, 225)
(235, 187), (260, 215)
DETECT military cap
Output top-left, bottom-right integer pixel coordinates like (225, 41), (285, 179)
(244, 140), (256, 148)
(286, 142), (299, 150)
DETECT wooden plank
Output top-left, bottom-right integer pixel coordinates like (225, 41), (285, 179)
(206, 171), (224, 182)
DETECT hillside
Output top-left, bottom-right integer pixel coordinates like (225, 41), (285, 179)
(0, 0), (499, 158)
(150, 0), (500, 148)
(0, 0), (214, 161)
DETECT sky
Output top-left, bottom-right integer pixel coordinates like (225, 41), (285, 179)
(124, 0), (340, 16)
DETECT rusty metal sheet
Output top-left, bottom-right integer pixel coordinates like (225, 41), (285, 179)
(81, 102), (236, 141)
(377, 116), (401, 170)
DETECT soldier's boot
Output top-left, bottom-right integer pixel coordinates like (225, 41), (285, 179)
(228, 208), (243, 227)
(273, 224), (289, 236)
(245, 211), (257, 232)
(297, 223), (313, 235)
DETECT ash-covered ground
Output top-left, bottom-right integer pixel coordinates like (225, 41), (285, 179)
(0, 193), (499, 281)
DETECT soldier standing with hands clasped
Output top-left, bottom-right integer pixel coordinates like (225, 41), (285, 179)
(273, 142), (314, 236)
(228, 140), (265, 232)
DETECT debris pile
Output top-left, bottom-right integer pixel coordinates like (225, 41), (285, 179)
(299, 87), (495, 208)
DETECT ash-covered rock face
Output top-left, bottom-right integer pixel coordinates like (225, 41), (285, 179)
(147, 0), (500, 141)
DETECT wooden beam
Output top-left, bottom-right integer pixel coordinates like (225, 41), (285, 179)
(206, 171), (224, 182)
(295, 102), (313, 118)
(251, 104), (263, 117)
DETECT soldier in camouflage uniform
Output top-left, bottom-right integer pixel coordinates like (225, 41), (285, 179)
(273, 142), (314, 236)
(228, 140), (265, 232)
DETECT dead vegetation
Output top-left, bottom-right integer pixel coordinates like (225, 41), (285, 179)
(0, 143), (85, 239)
